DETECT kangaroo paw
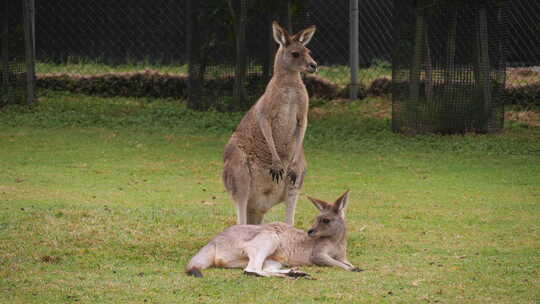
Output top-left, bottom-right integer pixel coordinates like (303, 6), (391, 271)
(287, 170), (297, 185)
(269, 168), (284, 183)
(351, 267), (364, 272)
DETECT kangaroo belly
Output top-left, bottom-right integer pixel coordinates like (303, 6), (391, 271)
(248, 172), (289, 212)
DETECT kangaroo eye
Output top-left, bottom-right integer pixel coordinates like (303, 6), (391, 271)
(291, 52), (300, 58)
(322, 218), (330, 224)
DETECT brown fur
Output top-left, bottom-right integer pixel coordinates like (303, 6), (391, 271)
(185, 191), (362, 278)
(223, 21), (318, 225)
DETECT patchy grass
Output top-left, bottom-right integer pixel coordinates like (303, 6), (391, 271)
(37, 59), (188, 76)
(0, 91), (539, 303)
(317, 62), (391, 88)
(36, 60), (392, 88)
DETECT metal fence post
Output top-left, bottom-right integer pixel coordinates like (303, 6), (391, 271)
(23, 0), (35, 105)
(349, 0), (359, 100)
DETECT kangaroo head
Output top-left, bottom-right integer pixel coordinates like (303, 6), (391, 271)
(272, 21), (317, 74)
(306, 190), (349, 239)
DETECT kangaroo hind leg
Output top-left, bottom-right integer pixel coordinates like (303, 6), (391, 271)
(223, 144), (251, 225)
(262, 260), (309, 278)
(243, 232), (281, 277)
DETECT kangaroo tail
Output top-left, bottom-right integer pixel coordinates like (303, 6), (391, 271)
(186, 242), (215, 278)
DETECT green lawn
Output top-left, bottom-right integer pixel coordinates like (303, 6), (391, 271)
(1, 91), (539, 303)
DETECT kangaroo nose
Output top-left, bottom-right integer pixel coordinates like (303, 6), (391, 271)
(307, 229), (315, 236)
(307, 63), (318, 72)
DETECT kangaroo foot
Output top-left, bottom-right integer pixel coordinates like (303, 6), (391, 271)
(286, 269), (309, 278)
(244, 271), (265, 277)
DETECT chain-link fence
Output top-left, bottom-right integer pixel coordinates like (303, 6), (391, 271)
(505, 0), (540, 108)
(2, 0), (538, 110)
(185, 0), (276, 111)
(36, 0), (186, 67)
(392, 0), (506, 134)
(1, 0), (35, 106)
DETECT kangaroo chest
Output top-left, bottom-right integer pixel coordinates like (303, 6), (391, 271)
(272, 87), (307, 157)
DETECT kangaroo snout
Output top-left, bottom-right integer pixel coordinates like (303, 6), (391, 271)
(307, 228), (316, 237)
(307, 62), (318, 73)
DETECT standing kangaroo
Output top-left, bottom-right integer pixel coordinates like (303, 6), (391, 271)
(186, 190), (362, 278)
(223, 21), (318, 225)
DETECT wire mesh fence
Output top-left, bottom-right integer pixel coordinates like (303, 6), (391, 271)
(1, 0), (537, 112)
(185, 0), (274, 111)
(36, 0), (186, 72)
(392, 0), (506, 134)
(1, 0), (35, 106)
(505, 0), (540, 108)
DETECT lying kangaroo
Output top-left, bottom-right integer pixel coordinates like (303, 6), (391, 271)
(186, 190), (362, 278)
(223, 21), (318, 225)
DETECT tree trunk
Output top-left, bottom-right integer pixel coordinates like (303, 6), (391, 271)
(23, 0), (35, 105)
(232, 0), (248, 111)
(2, 0), (9, 104)
(186, 0), (205, 110)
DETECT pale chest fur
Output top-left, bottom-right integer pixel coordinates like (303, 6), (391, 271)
(275, 85), (308, 117)
(271, 85), (308, 160)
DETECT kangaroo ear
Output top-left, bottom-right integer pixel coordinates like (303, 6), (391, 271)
(272, 21), (291, 47)
(292, 25), (316, 45)
(307, 196), (331, 211)
(332, 190), (350, 216)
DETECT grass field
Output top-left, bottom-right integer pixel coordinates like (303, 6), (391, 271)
(1, 91), (539, 303)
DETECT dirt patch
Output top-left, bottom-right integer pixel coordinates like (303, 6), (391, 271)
(37, 70), (188, 99)
(368, 77), (392, 96)
(304, 74), (346, 99)
(507, 67), (540, 83)
(40, 255), (62, 264)
(505, 110), (540, 127)
(37, 70), (347, 101)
